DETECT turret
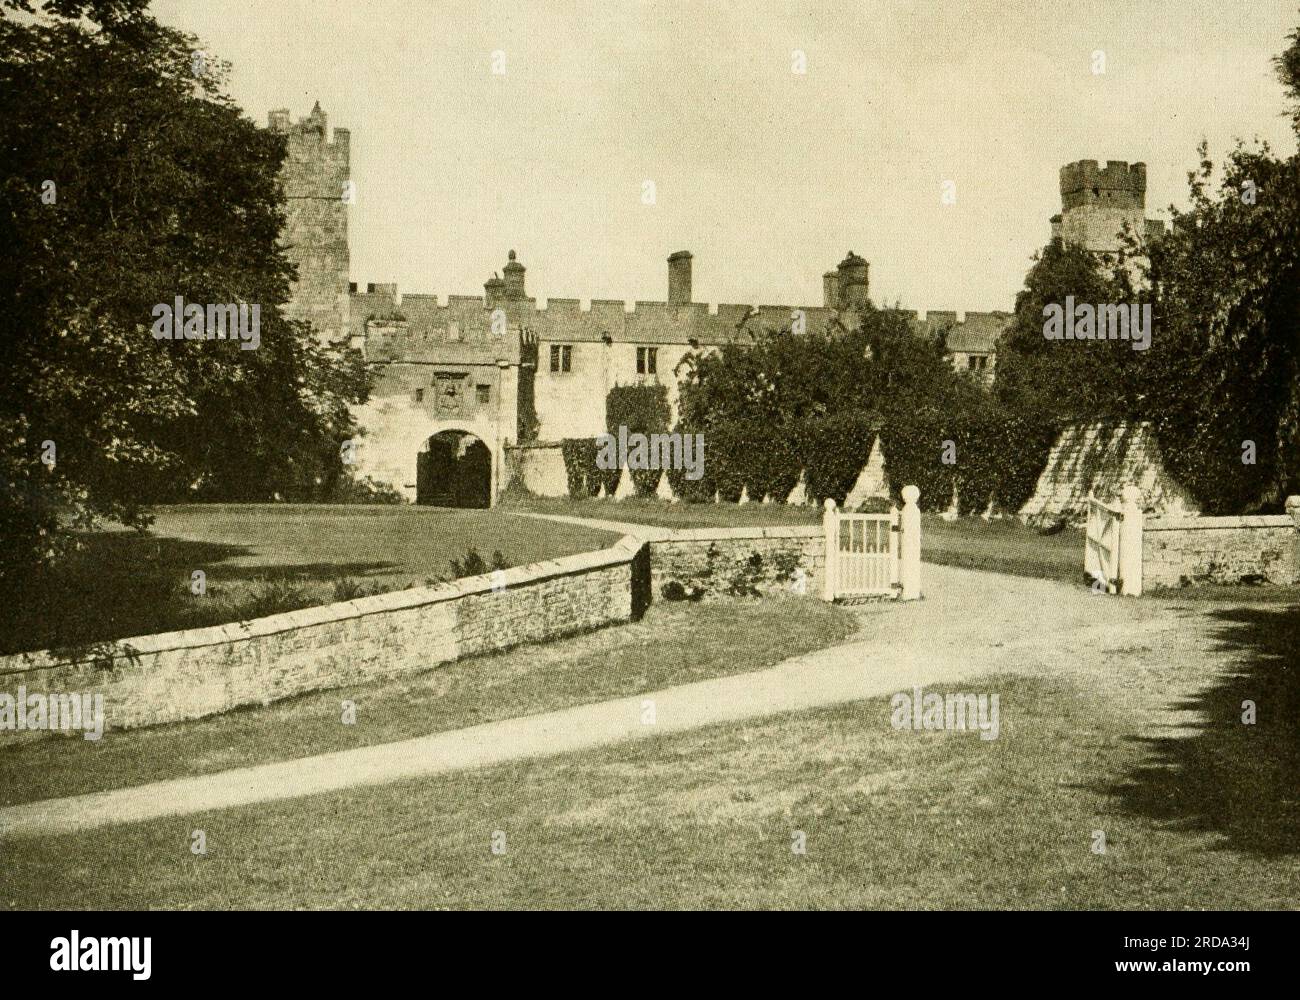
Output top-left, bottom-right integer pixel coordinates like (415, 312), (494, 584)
(823, 270), (840, 309)
(1056, 159), (1149, 255)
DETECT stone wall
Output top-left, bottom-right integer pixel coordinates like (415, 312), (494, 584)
(0, 522), (836, 739)
(505, 442), (569, 497)
(1020, 420), (1198, 526)
(0, 536), (645, 737)
(648, 527), (825, 599)
(1143, 515), (1300, 588)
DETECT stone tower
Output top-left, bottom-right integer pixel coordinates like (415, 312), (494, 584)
(1055, 160), (1160, 256)
(270, 103), (351, 344)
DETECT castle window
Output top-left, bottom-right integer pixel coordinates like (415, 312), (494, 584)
(476, 384), (490, 404)
(415, 388), (424, 403)
(550, 344), (572, 373)
(967, 355), (988, 372)
(637, 346), (658, 375)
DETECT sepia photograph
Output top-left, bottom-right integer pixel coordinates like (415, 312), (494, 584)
(0, 0), (1295, 968)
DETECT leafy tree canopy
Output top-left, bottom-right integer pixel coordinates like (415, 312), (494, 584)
(1133, 24), (1300, 512)
(0, 0), (372, 587)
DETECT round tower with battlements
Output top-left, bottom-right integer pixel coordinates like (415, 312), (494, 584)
(1057, 160), (1148, 256)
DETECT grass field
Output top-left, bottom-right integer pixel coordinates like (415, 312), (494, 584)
(6, 660), (1295, 909)
(504, 497), (1087, 581)
(919, 514), (1085, 583)
(500, 496), (823, 528)
(0, 595), (857, 806)
(0, 505), (616, 655)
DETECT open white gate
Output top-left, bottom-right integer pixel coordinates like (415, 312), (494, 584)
(822, 488), (921, 602)
(1084, 486), (1144, 596)
(1085, 495), (1122, 593)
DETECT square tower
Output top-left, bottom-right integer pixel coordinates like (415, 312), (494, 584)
(270, 102), (351, 344)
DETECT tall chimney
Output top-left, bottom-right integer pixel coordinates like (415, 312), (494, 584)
(668, 250), (693, 304)
(836, 251), (869, 311)
(823, 271), (840, 309)
(484, 273), (505, 308)
(502, 249), (526, 300)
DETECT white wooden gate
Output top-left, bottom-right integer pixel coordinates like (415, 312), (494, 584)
(834, 509), (898, 596)
(1084, 487), (1144, 596)
(822, 489), (921, 601)
(1085, 495), (1122, 593)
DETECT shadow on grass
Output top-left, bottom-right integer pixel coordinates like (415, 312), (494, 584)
(1100, 603), (1300, 856)
(0, 531), (398, 656)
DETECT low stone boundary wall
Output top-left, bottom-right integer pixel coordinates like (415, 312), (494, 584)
(0, 535), (646, 735)
(0, 521), (831, 738)
(1144, 514), (1300, 588)
(648, 526), (824, 599)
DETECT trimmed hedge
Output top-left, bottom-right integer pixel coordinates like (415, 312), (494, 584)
(559, 437), (598, 499)
(799, 412), (878, 506)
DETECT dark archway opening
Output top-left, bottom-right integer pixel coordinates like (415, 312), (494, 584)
(416, 431), (491, 508)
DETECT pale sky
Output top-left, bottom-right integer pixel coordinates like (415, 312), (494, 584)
(152, 0), (1297, 314)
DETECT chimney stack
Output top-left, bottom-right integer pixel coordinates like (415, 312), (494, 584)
(668, 250), (693, 304)
(823, 271), (840, 309)
(503, 249), (526, 300)
(836, 251), (869, 311)
(484, 273), (505, 308)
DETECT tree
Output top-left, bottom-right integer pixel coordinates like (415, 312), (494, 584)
(1134, 25), (1300, 512)
(993, 238), (1141, 429)
(0, 0), (372, 588)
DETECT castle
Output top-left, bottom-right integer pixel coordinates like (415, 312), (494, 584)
(270, 104), (1158, 506)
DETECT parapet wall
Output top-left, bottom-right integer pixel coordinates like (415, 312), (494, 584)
(353, 283), (1007, 358)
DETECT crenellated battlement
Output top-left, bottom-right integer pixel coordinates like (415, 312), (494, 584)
(347, 274), (1007, 360)
(1060, 159), (1146, 212)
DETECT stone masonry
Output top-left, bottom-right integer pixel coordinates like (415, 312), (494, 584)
(1143, 515), (1300, 588)
(0, 536), (644, 736)
(0, 526), (831, 739)
(648, 527), (825, 600)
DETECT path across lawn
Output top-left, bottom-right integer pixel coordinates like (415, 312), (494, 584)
(0, 560), (1208, 839)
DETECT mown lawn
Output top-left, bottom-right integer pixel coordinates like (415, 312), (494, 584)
(500, 496), (821, 529)
(0, 595), (857, 806)
(0, 504), (616, 655)
(506, 498), (1086, 582)
(5, 663), (1295, 909)
(919, 513), (1085, 584)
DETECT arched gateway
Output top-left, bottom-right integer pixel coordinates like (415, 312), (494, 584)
(416, 429), (492, 508)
